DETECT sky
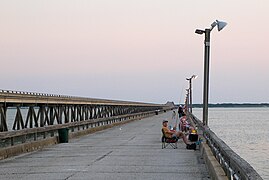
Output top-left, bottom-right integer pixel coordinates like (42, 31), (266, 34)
(0, 0), (269, 104)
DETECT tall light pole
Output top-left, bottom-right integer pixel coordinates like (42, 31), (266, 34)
(195, 20), (227, 126)
(185, 88), (189, 113)
(186, 75), (198, 113)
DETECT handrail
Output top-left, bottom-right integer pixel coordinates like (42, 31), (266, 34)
(0, 112), (149, 139)
(189, 113), (262, 180)
(0, 110), (159, 159)
(0, 89), (167, 107)
(1, 111), (149, 136)
(0, 89), (173, 132)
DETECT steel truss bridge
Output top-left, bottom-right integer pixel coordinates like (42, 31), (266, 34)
(0, 90), (169, 132)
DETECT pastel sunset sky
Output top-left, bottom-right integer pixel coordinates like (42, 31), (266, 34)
(0, 0), (268, 104)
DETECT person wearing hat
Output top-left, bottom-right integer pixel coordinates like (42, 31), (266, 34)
(162, 119), (189, 145)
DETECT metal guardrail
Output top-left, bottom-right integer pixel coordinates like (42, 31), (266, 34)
(0, 110), (157, 147)
(0, 89), (171, 132)
(189, 113), (262, 180)
(0, 89), (173, 160)
(0, 110), (160, 160)
(0, 89), (162, 106)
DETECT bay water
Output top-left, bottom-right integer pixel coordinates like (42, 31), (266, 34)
(193, 107), (269, 179)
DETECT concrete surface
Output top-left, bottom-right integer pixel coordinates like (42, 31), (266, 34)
(0, 112), (210, 180)
(200, 142), (228, 180)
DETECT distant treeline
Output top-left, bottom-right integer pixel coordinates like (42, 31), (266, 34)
(191, 103), (269, 108)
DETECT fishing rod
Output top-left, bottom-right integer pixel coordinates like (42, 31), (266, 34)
(174, 86), (184, 129)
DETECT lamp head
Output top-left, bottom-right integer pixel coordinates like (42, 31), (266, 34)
(187, 75), (198, 81)
(191, 75), (198, 79)
(196, 20), (227, 34)
(216, 20), (227, 31)
(211, 20), (227, 31)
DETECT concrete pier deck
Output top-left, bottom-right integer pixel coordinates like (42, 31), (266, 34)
(0, 112), (210, 180)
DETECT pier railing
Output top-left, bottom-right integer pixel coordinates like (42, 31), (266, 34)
(0, 89), (168, 132)
(0, 89), (171, 159)
(189, 113), (262, 180)
(0, 110), (157, 159)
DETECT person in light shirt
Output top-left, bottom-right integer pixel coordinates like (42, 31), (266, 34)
(179, 114), (188, 132)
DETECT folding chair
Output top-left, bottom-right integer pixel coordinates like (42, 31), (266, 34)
(161, 129), (178, 149)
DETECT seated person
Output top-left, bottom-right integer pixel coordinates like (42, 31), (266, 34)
(162, 120), (189, 145)
(189, 126), (197, 134)
(179, 114), (188, 132)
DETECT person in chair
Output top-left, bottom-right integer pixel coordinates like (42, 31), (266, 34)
(162, 120), (189, 145)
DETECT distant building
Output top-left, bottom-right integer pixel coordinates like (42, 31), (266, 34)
(165, 101), (175, 108)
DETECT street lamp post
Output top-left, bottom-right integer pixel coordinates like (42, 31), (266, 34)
(185, 89), (189, 113)
(195, 20), (227, 126)
(186, 75), (197, 113)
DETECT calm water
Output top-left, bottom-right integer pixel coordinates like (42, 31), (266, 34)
(193, 108), (269, 180)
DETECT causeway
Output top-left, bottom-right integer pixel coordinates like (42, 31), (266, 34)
(0, 112), (210, 180)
